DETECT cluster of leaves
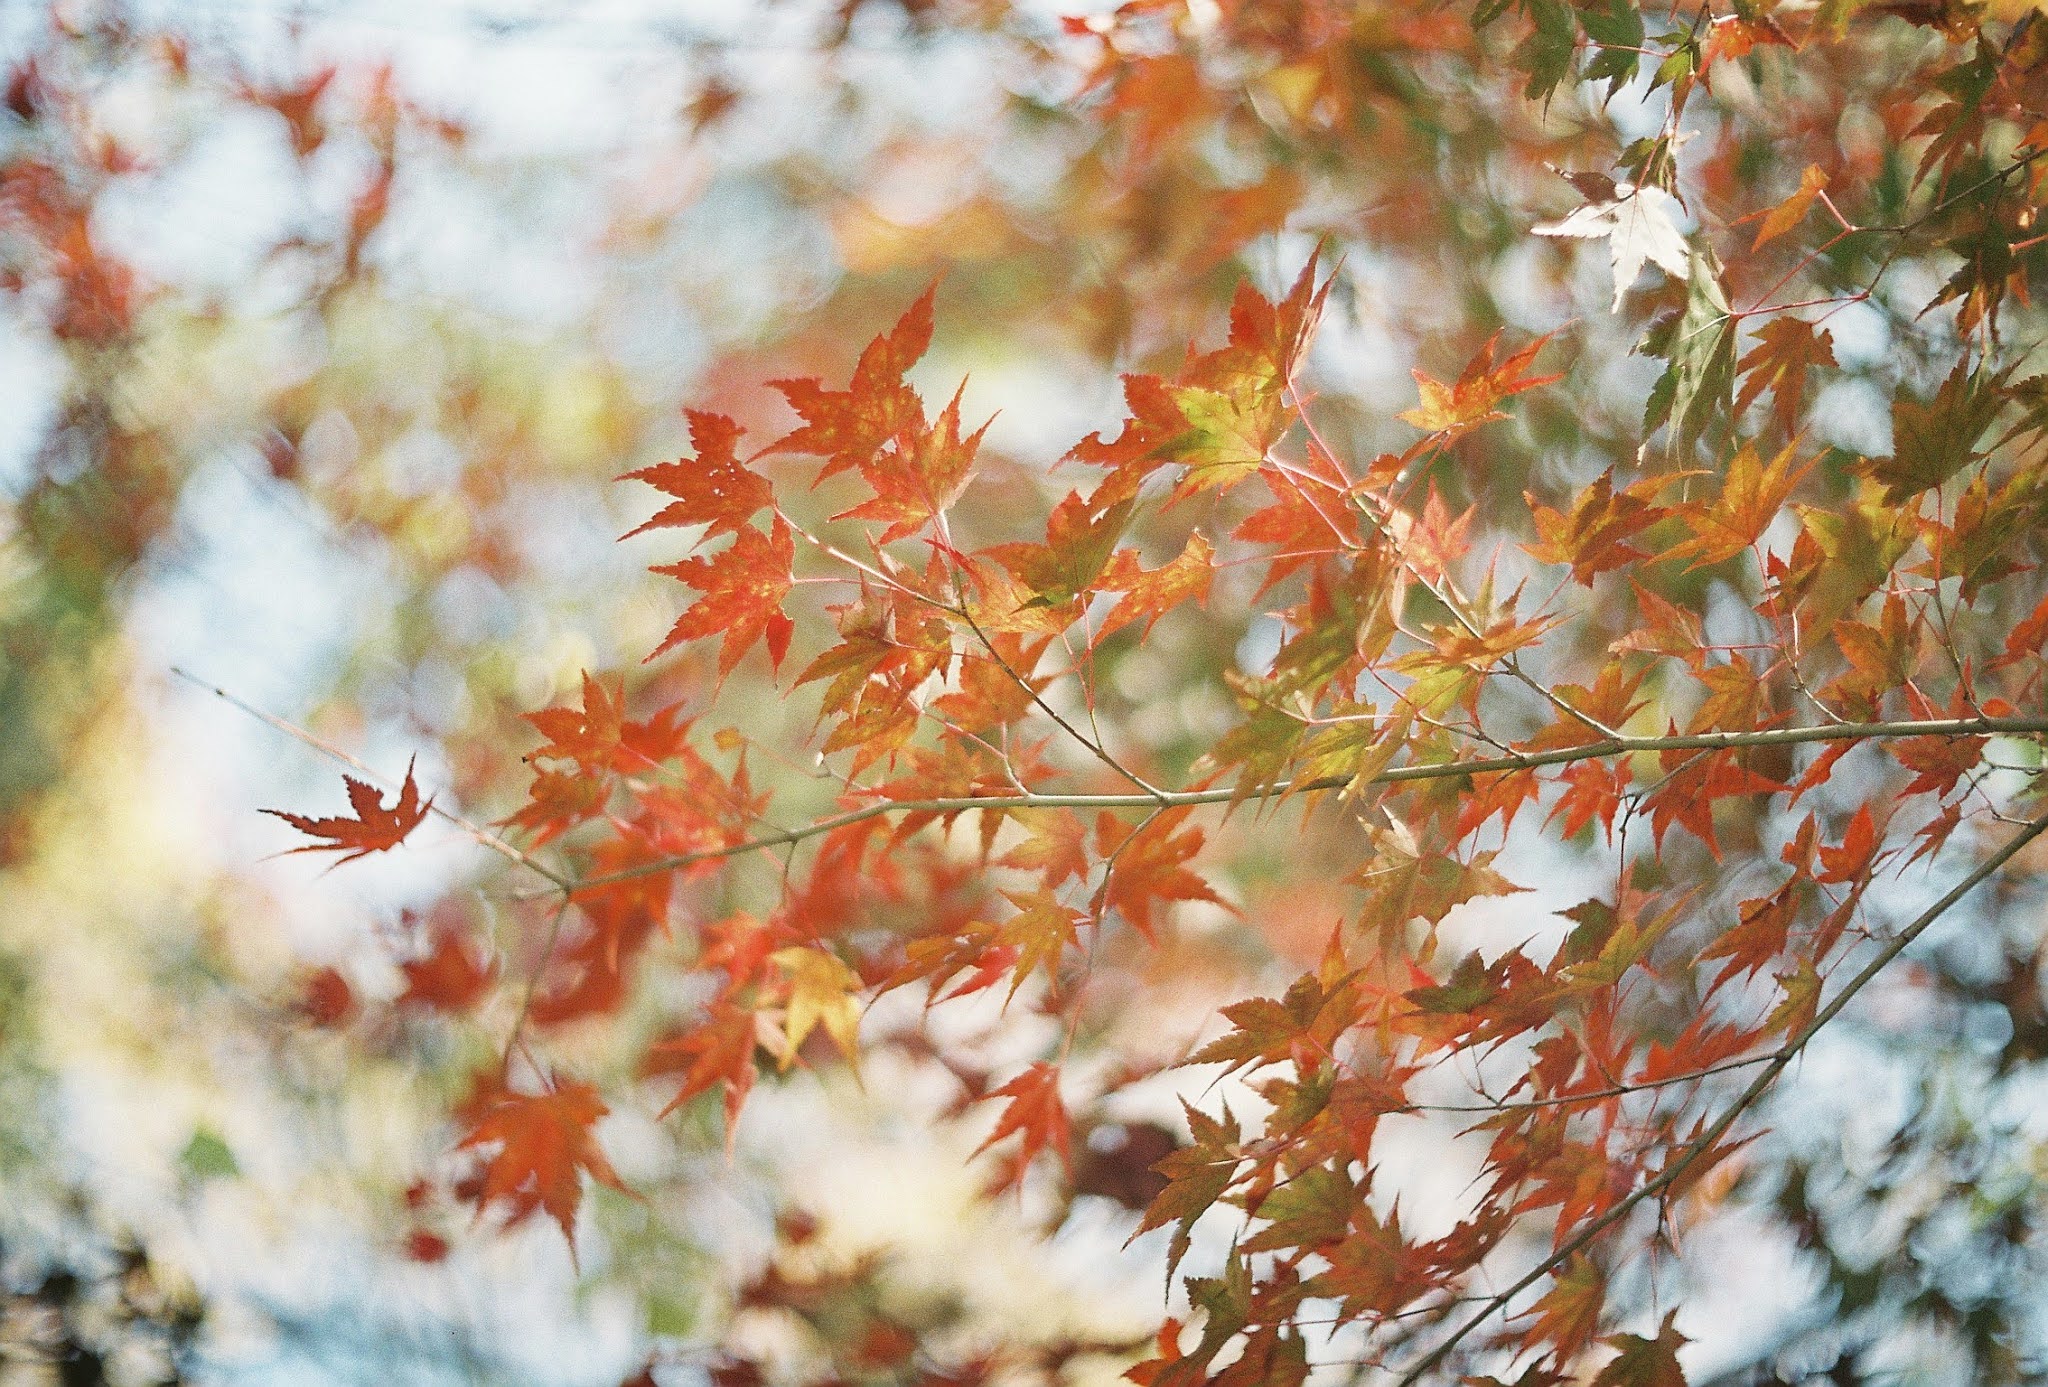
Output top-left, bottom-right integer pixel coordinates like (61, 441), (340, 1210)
(275, 0), (2048, 1357)
(18, 0), (2048, 1382)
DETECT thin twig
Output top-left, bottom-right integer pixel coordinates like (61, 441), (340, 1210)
(501, 894), (575, 1080)
(956, 601), (1173, 802)
(173, 667), (573, 892)
(572, 715), (2048, 890)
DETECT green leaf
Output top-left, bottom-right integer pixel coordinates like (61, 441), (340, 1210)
(1514, 0), (1578, 104)
(179, 1127), (239, 1179)
(1644, 251), (1735, 453)
(1580, 0), (1646, 97)
(1865, 361), (2008, 505)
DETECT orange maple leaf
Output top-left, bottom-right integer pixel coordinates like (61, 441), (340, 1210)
(647, 516), (797, 675)
(834, 384), (988, 544)
(769, 286), (935, 481)
(263, 757), (431, 865)
(1094, 532), (1215, 644)
(1665, 440), (1811, 570)
(1398, 330), (1559, 436)
(973, 1061), (1072, 1193)
(1735, 317), (1835, 439)
(456, 1077), (629, 1244)
(621, 410), (772, 546)
(1096, 808), (1227, 940)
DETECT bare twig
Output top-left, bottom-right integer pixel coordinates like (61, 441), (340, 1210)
(173, 667), (573, 892)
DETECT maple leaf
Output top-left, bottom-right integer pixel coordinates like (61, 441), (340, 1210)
(986, 491), (1134, 614)
(1519, 1254), (1606, 1365)
(1809, 805), (1883, 888)
(621, 410), (772, 546)
(1534, 180), (1690, 311)
(456, 1077), (628, 1244)
(835, 384), (988, 544)
(972, 1061), (1071, 1192)
(263, 757), (432, 865)
(996, 888), (1080, 999)
(1591, 1311), (1689, 1387)
(1865, 362), (2008, 506)
(1094, 532), (1215, 644)
(768, 287), (934, 481)
(1392, 483), (1474, 584)
(1135, 1100), (1242, 1276)
(647, 516), (796, 675)
(398, 916), (498, 1013)
(645, 1000), (760, 1135)
(769, 945), (863, 1069)
(886, 919), (1012, 1003)
(1826, 592), (1914, 708)
(1306, 1202), (1425, 1322)
(1889, 730), (1985, 800)
(1745, 163), (1828, 250)
(1639, 255), (1736, 453)
(999, 807), (1091, 890)
(1549, 757), (1632, 841)
(1996, 589), (2048, 667)
(1735, 317), (1835, 439)
(1233, 465), (1360, 593)
(1610, 578), (1707, 667)
(1244, 1162), (1352, 1254)
(1524, 471), (1666, 587)
(1644, 746), (1783, 858)
(928, 632), (1050, 734)
(1665, 440), (1810, 569)
(1073, 254), (1328, 502)
(1701, 883), (1801, 988)
(1096, 808), (1226, 940)
(521, 672), (691, 776)
(501, 767), (608, 846)
(1398, 330), (1560, 436)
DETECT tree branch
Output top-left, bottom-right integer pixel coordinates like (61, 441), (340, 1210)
(571, 715), (2048, 890)
(174, 667), (575, 892)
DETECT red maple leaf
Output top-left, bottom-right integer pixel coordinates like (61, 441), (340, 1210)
(645, 1000), (761, 1135)
(263, 757), (432, 865)
(769, 287), (935, 481)
(456, 1076), (629, 1244)
(834, 384), (988, 544)
(398, 915), (499, 1013)
(521, 672), (692, 776)
(622, 410), (773, 546)
(973, 1061), (1072, 1194)
(647, 516), (797, 675)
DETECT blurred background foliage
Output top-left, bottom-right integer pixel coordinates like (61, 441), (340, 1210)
(4, 0), (2048, 1384)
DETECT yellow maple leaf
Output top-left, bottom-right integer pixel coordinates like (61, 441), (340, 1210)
(769, 946), (863, 1070)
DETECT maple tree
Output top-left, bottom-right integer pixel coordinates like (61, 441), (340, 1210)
(15, 0), (2048, 1384)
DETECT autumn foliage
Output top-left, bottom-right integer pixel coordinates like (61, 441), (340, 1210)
(18, 0), (2048, 1383)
